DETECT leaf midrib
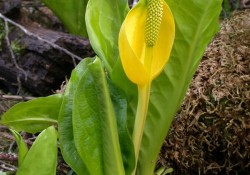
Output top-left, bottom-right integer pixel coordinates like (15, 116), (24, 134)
(175, 0), (212, 105)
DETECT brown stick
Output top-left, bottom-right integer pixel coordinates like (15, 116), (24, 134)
(0, 94), (35, 101)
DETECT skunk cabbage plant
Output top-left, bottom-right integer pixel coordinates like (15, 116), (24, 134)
(1, 0), (222, 174)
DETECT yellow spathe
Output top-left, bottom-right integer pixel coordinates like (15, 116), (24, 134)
(119, 0), (175, 86)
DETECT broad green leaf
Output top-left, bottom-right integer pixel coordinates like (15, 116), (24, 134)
(1, 94), (62, 133)
(137, 1), (223, 174)
(72, 57), (125, 175)
(108, 79), (135, 175)
(16, 126), (58, 175)
(85, 0), (129, 73)
(112, 0), (222, 174)
(42, 0), (88, 37)
(111, 59), (137, 134)
(10, 129), (28, 166)
(58, 58), (94, 175)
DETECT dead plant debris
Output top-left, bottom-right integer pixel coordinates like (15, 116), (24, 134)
(160, 10), (250, 175)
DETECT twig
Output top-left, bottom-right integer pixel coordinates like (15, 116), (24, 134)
(4, 19), (28, 93)
(0, 13), (82, 64)
(4, 20), (27, 79)
(0, 132), (15, 141)
(0, 94), (35, 101)
(7, 141), (16, 154)
(0, 160), (17, 171)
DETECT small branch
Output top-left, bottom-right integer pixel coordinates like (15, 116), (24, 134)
(4, 20), (27, 78)
(8, 141), (16, 153)
(0, 13), (83, 63)
(4, 19), (28, 93)
(0, 94), (35, 101)
(0, 160), (17, 171)
(0, 132), (15, 141)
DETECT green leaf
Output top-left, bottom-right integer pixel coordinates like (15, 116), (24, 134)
(58, 58), (94, 175)
(42, 0), (88, 37)
(9, 130), (28, 167)
(108, 79), (135, 175)
(85, 0), (129, 73)
(16, 126), (58, 175)
(111, 59), (137, 134)
(112, 0), (222, 174)
(1, 94), (62, 133)
(72, 57), (125, 175)
(138, 1), (222, 174)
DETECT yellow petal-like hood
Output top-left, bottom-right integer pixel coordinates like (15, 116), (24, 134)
(119, 21), (149, 85)
(119, 0), (175, 86)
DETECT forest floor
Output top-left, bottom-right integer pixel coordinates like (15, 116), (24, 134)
(0, 1), (250, 175)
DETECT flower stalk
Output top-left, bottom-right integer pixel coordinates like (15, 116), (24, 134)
(132, 82), (151, 172)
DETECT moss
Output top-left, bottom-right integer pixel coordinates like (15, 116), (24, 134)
(161, 10), (250, 175)
(0, 20), (5, 50)
(10, 39), (24, 56)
